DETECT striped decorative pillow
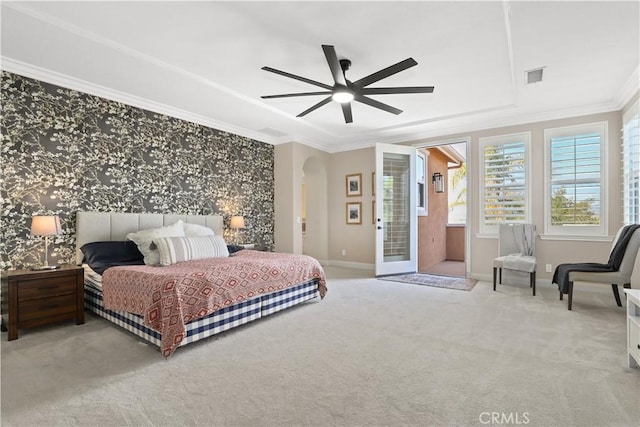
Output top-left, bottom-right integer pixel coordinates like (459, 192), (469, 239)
(154, 235), (229, 266)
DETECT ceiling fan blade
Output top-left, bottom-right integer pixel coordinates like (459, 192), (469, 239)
(261, 91), (331, 99)
(354, 94), (402, 115)
(353, 58), (418, 88)
(297, 97), (332, 117)
(322, 44), (347, 86)
(262, 66), (333, 90)
(342, 103), (353, 123)
(361, 86), (434, 95)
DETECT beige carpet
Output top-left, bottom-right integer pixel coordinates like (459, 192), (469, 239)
(1, 267), (639, 426)
(379, 273), (477, 291)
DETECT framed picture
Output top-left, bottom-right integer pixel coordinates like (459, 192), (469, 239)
(346, 173), (362, 197)
(372, 200), (376, 224)
(346, 202), (362, 225)
(372, 172), (376, 196)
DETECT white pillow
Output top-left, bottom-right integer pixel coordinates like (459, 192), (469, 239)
(183, 222), (215, 237)
(154, 235), (229, 266)
(126, 220), (185, 266)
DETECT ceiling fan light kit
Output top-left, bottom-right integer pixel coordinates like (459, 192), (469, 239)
(331, 87), (354, 103)
(261, 44), (434, 123)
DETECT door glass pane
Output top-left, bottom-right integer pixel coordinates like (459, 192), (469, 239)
(383, 152), (411, 262)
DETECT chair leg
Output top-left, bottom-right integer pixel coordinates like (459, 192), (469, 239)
(567, 281), (573, 310)
(612, 284), (622, 307)
(493, 267), (497, 291)
(559, 290), (563, 300)
(531, 271), (536, 296)
(499, 268), (502, 284)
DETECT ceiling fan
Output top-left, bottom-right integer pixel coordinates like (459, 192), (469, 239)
(261, 44), (434, 123)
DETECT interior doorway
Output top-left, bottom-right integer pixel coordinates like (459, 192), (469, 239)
(416, 140), (468, 277)
(301, 156), (329, 261)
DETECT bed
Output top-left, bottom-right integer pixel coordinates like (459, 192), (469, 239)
(76, 212), (327, 357)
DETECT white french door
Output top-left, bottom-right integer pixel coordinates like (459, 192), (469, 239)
(375, 143), (417, 276)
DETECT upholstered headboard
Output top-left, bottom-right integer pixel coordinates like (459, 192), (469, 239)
(75, 212), (224, 264)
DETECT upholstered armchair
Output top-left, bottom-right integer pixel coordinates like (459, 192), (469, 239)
(493, 224), (537, 295)
(555, 225), (640, 310)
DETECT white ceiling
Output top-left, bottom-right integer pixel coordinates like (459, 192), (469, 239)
(2, 1), (638, 153)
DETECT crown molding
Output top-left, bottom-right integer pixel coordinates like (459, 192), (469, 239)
(328, 100), (622, 153)
(3, 57), (623, 155)
(615, 65), (640, 109)
(1, 57), (280, 145)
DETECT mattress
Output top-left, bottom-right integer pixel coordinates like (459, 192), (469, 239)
(84, 277), (320, 349)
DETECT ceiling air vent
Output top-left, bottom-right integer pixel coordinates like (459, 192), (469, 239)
(526, 67), (545, 84)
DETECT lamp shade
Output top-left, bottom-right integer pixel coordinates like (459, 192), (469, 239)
(31, 215), (62, 236)
(230, 216), (245, 229)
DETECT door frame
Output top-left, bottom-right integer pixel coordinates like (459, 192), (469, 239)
(414, 137), (471, 278)
(375, 143), (417, 276)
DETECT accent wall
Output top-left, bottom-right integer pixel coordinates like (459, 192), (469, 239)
(0, 71), (275, 269)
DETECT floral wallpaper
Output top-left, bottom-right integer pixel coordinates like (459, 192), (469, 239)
(0, 71), (274, 269)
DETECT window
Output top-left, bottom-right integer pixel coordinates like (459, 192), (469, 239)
(544, 122), (607, 238)
(417, 151), (428, 215)
(623, 100), (639, 225)
(479, 132), (530, 235)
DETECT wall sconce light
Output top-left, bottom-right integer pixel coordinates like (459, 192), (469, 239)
(30, 215), (62, 270)
(230, 215), (245, 244)
(432, 172), (445, 193)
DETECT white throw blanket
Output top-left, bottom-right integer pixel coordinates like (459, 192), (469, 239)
(502, 224), (536, 283)
(503, 254), (536, 273)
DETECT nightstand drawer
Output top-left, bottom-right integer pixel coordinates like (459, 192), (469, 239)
(18, 276), (76, 301)
(2, 265), (84, 340)
(630, 317), (640, 362)
(18, 294), (77, 322)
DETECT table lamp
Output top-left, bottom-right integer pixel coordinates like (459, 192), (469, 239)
(31, 215), (62, 270)
(230, 215), (245, 245)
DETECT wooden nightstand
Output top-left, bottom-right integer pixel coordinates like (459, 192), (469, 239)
(1, 265), (84, 340)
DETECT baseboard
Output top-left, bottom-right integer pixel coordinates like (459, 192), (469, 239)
(323, 260), (375, 271)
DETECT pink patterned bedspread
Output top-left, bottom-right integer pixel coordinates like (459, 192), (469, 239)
(102, 250), (327, 357)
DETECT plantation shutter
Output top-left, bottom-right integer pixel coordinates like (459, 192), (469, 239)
(623, 100), (640, 225)
(482, 140), (527, 230)
(549, 133), (601, 225)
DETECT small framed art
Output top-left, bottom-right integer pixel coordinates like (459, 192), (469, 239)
(346, 202), (362, 225)
(372, 200), (376, 224)
(346, 173), (362, 197)
(372, 172), (376, 196)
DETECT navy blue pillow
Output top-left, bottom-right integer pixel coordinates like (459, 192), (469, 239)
(227, 244), (245, 254)
(80, 241), (144, 274)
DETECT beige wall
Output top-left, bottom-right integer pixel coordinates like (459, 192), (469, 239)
(277, 109), (635, 285)
(274, 143), (296, 254)
(419, 110), (624, 281)
(274, 142), (330, 258)
(302, 156), (329, 261)
(327, 147), (376, 264)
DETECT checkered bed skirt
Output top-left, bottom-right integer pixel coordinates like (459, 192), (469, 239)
(84, 279), (320, 349)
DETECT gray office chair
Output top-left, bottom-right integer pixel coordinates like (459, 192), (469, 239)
(558, 225), (640, 310)
(493, 223), (537, 295)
